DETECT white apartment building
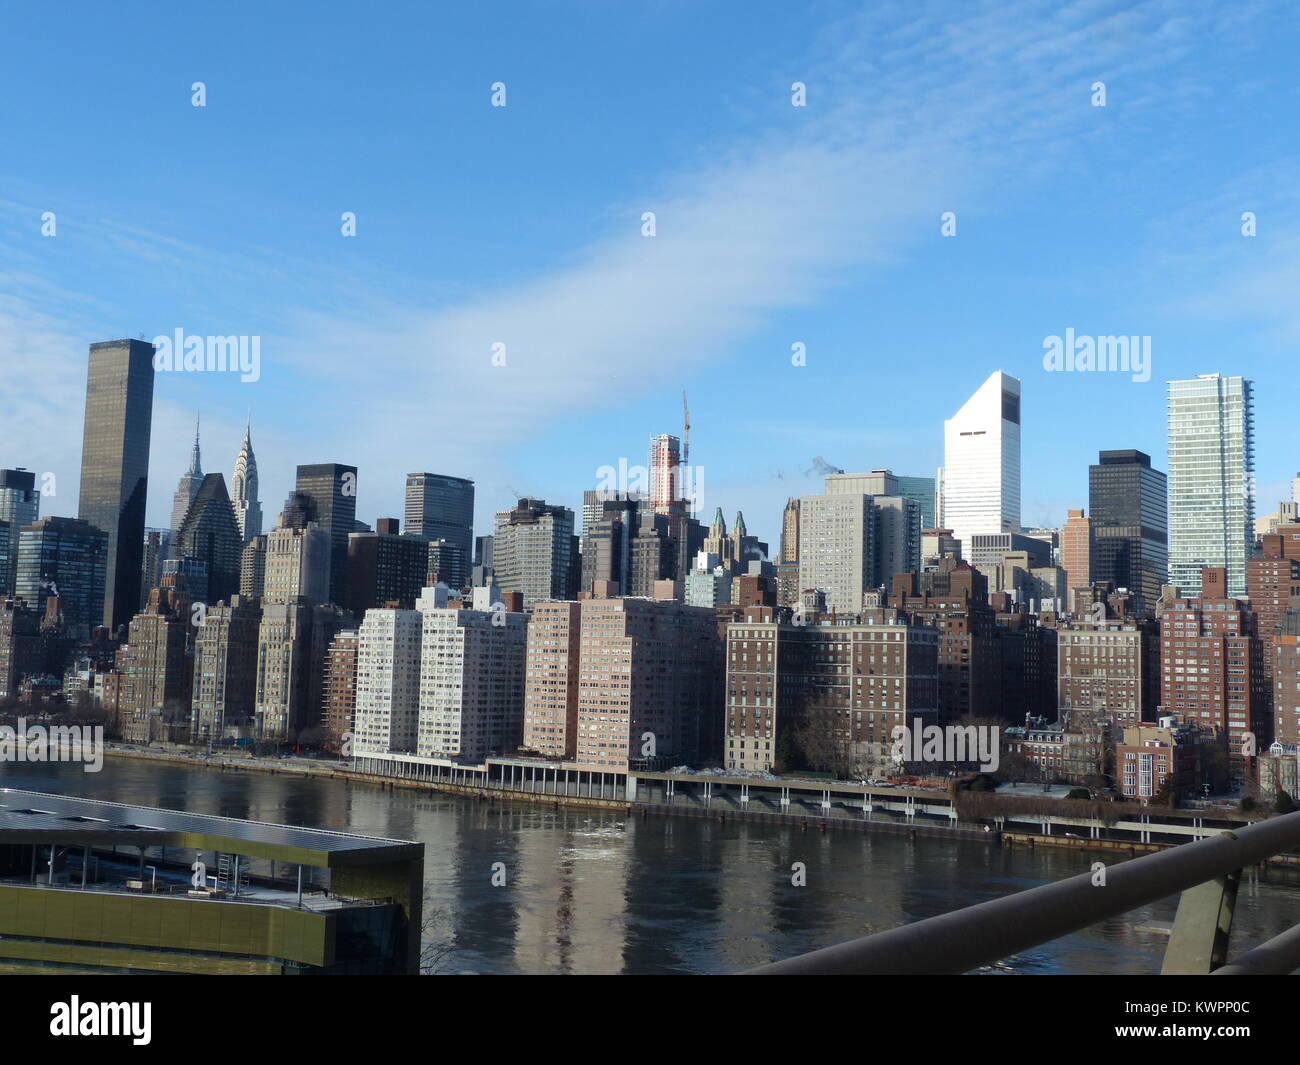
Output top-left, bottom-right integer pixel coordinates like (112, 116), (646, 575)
(415, 584), (527, 762)
(353, 607), (422, 754)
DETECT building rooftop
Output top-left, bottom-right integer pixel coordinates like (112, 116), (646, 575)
(0, 788), (421, 868)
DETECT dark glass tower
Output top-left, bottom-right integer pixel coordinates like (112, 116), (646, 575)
(77, 339), (155, 631)
(295, 464), (358, 606)
(0, 469), (40, 595)
(1088, 449), (1168, 614)
(174, 473), (243, 604)
(404, 473), (474, 588)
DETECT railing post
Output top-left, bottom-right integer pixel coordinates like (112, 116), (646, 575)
(1161, 869), (1241, 974)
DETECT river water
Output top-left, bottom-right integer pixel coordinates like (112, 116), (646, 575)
(3, 757), (1298, 974)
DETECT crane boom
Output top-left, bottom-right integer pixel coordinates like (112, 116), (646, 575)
(682, 390), (690, 467)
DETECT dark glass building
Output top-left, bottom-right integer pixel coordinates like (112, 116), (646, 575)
(174, 474), (243, 605)
(1088, 449), (1168, 614)
(346, 517), (429, 612)
(404, 473), (474, 589)
(14, 516), (109, 634)
(295, 464), (358, 606)
(77, 339), (155, 631)
(0, 469), (40, 595)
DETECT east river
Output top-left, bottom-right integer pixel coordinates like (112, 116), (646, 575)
(4, 758), (1298, 974)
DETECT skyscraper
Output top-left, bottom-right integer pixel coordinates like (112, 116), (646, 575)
(649, 434), (683, 516)
(346, 518), (428, 613)
(295, 464), (358, 606)
(0, 469), (39, 595)
(14, 516), (108, 635)
(173, 473), (243, 605)
(231, 416), (262, 543)
(779, 498), (800, 564)
(825, 473), (920, 582)
(416, 584), (528, 762)
(492, 498), (578, 606)
(404, 473), (473, 589)
(77, 339), (155, 631)
(168, 416), (203, 538)
(190, 595), (262, 742)
(939, 371), (1021, 554)
(352, 606), (423, 754)
(263, 521), (330, 605)
(896, 475), (937, 530)
(1088, 449), (1168, 613)
(1167, 375), (1255, 597)
(1061, 509), (1093, 592)
(520, 594), (722, 769)
(797, 493), (875, 615)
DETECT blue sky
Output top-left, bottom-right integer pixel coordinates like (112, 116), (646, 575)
(1, 0), (1297, 548)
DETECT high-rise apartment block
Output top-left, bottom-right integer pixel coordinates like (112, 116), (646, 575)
(1274, 607), (1300, 747)
(240, 534), (267, 599)
(353, 606), (423, 754)
(1168, 376), (1254, 597)
(1159, 567), (1266, 783)
(190, 595), (262, 741)
(255, 601), (350, 742)
(797, 493), (875, 615)
(0, 597), (41, 700)
(120, 577), (192, 736)
(263, 521), (330, 605)
(1056, 616), (1159, 730)
(890, 560), (999, 721)
(723, 605), (940, 776)
(493, 498), (579, 606)
(323, 630), (359, 751)
(520, 595), (723, 770)
(77, 339), (155, 631)
(415, 585), (527, 762)
(648, 434), (683, 515)
(521, 601), (581, 759)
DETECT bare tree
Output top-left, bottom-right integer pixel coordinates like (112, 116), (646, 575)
(419, 897), (456, 975)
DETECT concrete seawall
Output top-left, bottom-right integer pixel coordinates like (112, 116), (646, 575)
(101, 749), (1297, 866)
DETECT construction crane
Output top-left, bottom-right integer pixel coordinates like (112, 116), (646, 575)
(682, 390), (690, 467)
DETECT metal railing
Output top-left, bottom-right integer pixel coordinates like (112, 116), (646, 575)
(746, 810), (1300, 975)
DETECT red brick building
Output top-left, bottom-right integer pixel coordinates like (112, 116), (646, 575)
(1159, 567), (1267, 784)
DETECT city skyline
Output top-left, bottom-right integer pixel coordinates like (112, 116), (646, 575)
(7, 0), (1300, 995)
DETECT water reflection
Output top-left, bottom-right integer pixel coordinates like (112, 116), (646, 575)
(4, 759), (1297, 975)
